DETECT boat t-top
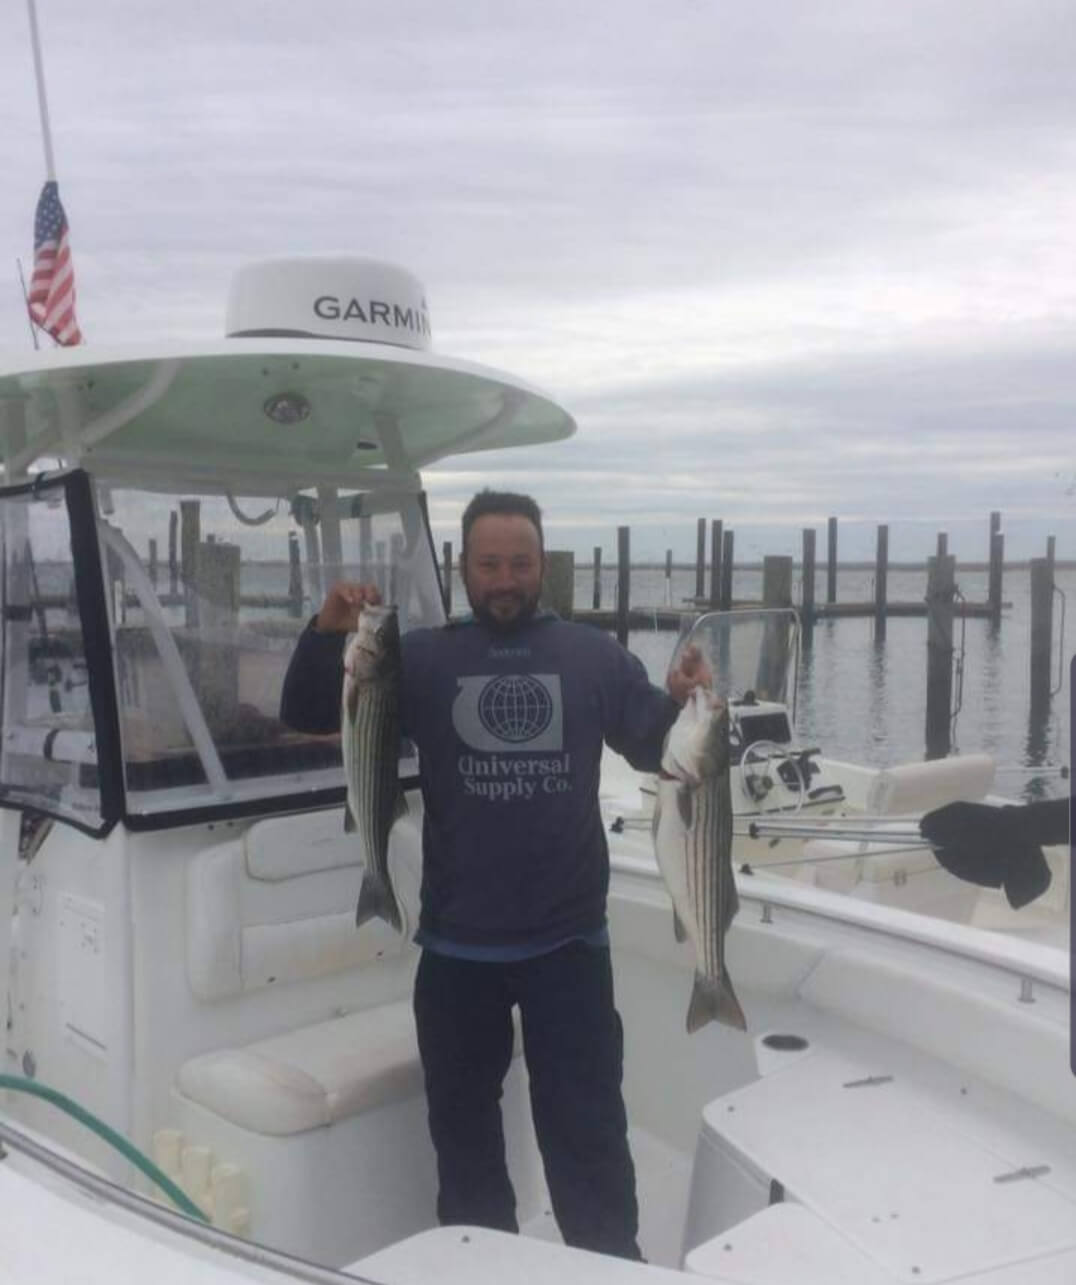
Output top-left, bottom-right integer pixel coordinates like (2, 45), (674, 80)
(0, 257), (1072, 1285)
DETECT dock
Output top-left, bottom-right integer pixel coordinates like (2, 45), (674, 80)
(570, 600), (1002, 630)
(521, 512), (1063, 762)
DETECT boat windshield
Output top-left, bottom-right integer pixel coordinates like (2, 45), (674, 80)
(671, 609), (800, 715)
(0, 478), (102, 831)
(0, 474), (445, 828)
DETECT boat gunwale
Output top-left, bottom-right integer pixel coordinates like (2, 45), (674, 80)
(0, 1116), (380, 1285)
(610, 851), (1070, 993)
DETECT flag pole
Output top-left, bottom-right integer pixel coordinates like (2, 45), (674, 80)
(26, 0), (57, 180)
(24, 0), (84, 346)
(15, 260), (41, 350)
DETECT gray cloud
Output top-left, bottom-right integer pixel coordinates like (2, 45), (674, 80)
(1, 0), (1073, 561)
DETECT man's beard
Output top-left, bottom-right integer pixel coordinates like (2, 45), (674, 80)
(467, 587), (541, 633)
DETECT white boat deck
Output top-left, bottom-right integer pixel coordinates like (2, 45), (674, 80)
(3, 881), (1074, 1285)
(518, 1126), (695, 1268)
(0, 723), (1067, 1285)
(690, 1007), (1076, 1281)
(361, 981), (1076, 1283)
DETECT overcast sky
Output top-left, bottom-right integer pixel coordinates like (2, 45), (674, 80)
(1, 0), (1074, 561)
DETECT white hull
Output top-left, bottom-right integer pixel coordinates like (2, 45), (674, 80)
(2, 797), (1073, 1284)
(0, 271), (1069, 1285)
(603, 743), (1070, 950)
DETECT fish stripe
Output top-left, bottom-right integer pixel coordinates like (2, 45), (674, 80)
(351, 684), (400, 873)
(342, 637), (404, 930)
(653, 696), (744, 1031)
(669, 703), (735, 988)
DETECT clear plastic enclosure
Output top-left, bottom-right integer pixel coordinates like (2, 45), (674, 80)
(0, 474), (444, 826)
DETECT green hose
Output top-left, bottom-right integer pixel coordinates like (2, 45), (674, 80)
(0, 1073), (209, 1222)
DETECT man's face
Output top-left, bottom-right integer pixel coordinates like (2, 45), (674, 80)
(462, 513), (544, 632)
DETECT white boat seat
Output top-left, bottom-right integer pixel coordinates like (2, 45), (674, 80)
(176, 1000), (423, 1135)
(797, 754), (997, 895)
(691, 1043), (1076, 1282)
(864, 752), (995, 817)
(185, 808), (421, 1001)
(176, 997), (525, 1137)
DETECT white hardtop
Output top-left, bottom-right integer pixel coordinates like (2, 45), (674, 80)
(0, 255), (575, 493)
(0, 337), (574, 494)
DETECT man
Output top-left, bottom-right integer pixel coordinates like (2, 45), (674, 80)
(280, 490), (706, 1260)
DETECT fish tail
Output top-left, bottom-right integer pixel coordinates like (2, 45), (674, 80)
(686, 971), (748, 1033)
(355, 872), (403, 933)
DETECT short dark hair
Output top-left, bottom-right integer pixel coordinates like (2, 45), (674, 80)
(461, 490), (544, 559)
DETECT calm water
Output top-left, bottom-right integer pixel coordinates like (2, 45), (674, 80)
(45, 556), (1071, 803)
(609, 566), (1072, 803)
(427, 562), (1064, 803)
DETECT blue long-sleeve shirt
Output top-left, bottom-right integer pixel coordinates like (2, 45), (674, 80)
(281, 612), (679, 949)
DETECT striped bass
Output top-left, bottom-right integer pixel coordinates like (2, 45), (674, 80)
(652, 687), (746, 1032)
(342, 605), (407, 933)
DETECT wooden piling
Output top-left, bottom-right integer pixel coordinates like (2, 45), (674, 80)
(442, 541), (453, 615)
(148, 538), (158, 589)
(826, 517), (838, 604)
(616, 526), (630, 647)
(709, 520), (723, 609)
(801, 529), (816, 626)
(180, 500), (201, 628)
(168, 510), (178, 597)
(664, 549), (673, 607)
(593, 546), (602, 610)
(1030, 540), (1056, 710)
(359, 516), (373, 580)
(375, 541), (386, 597)
(198, 540), (241, 724)
(758, 556), (793, 700)
(287, 532), (303, 617)
(720, 529), (734, 611)
(874, 525), (889, 641)
(762, 556), (792, 607)
(389, 533), (404, 603)
(925, 554), (956, 759)
(318, 487), (343, 585)
(695, 519), (706, 602)
(988, 512), (1003, 626)
(106, 545), (127, 627)
(542, 551), (575, 620)
(937, 532), (948, 558)
(199, 541), (240, 622)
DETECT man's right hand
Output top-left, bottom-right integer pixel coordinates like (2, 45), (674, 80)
(314, 582), (382, 633)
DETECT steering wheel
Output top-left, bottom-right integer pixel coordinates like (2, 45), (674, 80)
(739, 739), (806, 814)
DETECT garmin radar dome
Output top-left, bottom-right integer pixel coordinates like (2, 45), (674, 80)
(226, 256), (432, 350)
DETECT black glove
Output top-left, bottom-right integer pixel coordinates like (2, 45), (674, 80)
(919, 801), (1053, 910)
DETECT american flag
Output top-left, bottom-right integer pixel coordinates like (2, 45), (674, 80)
(28, 180), (82, 346)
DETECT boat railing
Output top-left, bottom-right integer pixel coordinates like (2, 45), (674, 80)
(0, 1115), (381, 1285)
(610, 850), (1069, 994)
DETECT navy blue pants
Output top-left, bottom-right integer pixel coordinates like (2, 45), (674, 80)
(413, 942), (641, 1260)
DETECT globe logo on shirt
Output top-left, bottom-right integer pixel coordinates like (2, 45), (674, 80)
(477, 674), (555, 743)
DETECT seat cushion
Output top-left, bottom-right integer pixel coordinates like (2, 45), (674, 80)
(185, 813), (421, 1000)
(865, 753), (995, 816)
(176, 1001), (423, 1136)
